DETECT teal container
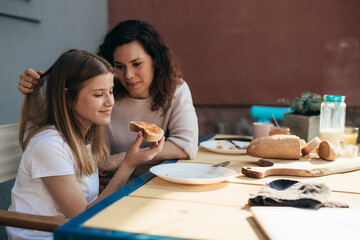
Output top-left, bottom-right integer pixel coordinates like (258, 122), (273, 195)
(250, 105), (293, 123)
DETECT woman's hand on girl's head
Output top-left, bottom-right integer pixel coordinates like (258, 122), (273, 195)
(18, 68), (44, 94)
(123, 131), (165, 169)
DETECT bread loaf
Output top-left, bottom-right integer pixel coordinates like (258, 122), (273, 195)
(317, 140), (337, 161)
(246, 135), (301, 159)
(301, 137), (321, 156)
(130, 121), (164, 142)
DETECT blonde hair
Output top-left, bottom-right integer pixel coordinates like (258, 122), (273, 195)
(19, 49), (114, 176)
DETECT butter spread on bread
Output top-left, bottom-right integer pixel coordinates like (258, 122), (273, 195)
(247, 135), (301, 159)
(130, 121), (164, 142)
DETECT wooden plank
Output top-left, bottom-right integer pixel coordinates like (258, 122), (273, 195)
(131, 178), (259, 207)
(0, 210), (68, 232)
(82, 177), (360, 239)
(132, 178), (360, 208)
(83, 196), (265, 240)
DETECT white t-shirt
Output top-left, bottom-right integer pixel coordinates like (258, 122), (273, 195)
(6, 127), (99, 240)
(106, 81), (199, 159)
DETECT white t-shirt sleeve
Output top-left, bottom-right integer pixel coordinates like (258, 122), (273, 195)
(167, 82), (199, 159)
(29, 136), (76, 179)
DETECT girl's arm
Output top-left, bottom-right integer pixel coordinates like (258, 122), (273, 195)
(100, 140), (187, 173)
(43, 132), (164, 218)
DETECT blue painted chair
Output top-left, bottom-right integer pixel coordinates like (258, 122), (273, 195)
(250, 105), (293, 123)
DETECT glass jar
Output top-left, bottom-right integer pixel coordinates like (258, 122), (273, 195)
(319, 95), (346, 146)
(269, 126), (291, 136)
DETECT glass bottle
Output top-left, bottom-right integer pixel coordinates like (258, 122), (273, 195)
(319, 95), (346, 146)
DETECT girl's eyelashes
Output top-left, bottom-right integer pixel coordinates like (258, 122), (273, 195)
(95, 89), (114, 97)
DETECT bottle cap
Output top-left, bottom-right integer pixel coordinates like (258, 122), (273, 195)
(324, 95), (345, 102)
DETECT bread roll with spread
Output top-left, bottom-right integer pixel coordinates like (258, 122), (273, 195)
(130, 121), (164, 142)
(247, 135), (301, 159)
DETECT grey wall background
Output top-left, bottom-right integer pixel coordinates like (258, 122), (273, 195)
(0, 0), (108, 125)
(0, 0), (108, 238)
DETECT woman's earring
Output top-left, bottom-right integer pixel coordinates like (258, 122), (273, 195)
(68, 105), (72, 112)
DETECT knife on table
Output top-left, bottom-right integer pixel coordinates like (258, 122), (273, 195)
(214, 137), (252, 142)
(226, 140), (243, 150)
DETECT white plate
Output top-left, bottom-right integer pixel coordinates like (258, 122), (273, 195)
(200, 140), (248, 154)
(150, 163), (237, 185)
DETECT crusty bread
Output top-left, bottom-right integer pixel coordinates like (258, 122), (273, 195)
(246, 135), (301, 159)
(300, 139), (307, 149)
(130, 121), (164, 142)
(301, 137), (321, 156)
(317, 140), (338, 161)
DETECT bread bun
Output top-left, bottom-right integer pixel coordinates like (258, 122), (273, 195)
(246, 135), (301, 159)
(317, 140), (338, 161)
(301, 137), (321, 156)
(130, 121), (164, 142)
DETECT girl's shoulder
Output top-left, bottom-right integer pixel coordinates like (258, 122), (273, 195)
(32, 126), (62, 141)
(27, 126), (66, 151)
(22, 126), (77, 177)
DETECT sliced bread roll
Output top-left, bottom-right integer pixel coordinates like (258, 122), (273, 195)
(301, 137), (321, 156)
(130, 121), (164, 142)
(317, 140), (338, 161)
(246, 135), (301, 159)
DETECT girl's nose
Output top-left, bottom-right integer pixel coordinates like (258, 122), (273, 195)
(105, 93), (114, 107)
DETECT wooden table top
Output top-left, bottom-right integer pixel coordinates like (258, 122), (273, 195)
(54, 134), (360, 240)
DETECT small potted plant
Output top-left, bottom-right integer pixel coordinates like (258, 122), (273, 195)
(279, 92), (323, 142)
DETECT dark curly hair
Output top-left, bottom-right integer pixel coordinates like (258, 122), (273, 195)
(98, 20), (182, 114)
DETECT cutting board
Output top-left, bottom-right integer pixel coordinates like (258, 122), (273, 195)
(242, 157), (360, 178)
(251, 207), (360, 240)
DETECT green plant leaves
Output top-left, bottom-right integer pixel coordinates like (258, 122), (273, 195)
(289, 92), (323, 116)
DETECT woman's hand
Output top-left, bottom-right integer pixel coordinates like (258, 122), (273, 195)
(123, 131), (165, 169)
(18, 68), (43, 94)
